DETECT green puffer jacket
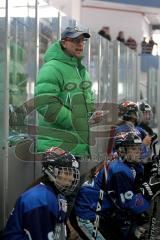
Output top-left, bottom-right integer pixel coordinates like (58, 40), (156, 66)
(35, 41), (94, 157)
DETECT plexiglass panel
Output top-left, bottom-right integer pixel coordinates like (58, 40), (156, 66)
(0, 0), (7, 229)
(61, 15), (77, 32)
(100, 37), (114, 102)
(89, 31), (100, 102)
(5, 0), (37, 226)
(39, 3), (59, 67)
(148, 68), (158, 127)
(9, 1), (37, 138)
(139, 53), (159, 133)
(117, 42), (138, 102)
(117, 42), (128, 101)
(1, 0), (160, 230)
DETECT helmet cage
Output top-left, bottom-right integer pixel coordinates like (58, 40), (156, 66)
(44, 165), (80, 195)
(42, 147), (80, 195)
(137, 102), (153, 123)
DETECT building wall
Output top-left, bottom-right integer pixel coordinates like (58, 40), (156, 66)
(49, 0), (81, 22)
(81, 0), (150, 49)
(47, 0), (154, 49)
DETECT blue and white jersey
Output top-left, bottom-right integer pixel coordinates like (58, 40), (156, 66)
(74, 172), (113, 221)
(74, 158), (150, 224)
(3, 183), (67, 240)
(107, 159), (150, 214)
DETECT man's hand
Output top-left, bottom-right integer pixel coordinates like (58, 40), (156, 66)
(89, 111), (104, 124)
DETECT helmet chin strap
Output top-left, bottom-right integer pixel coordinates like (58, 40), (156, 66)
(44, 168), (66, 193)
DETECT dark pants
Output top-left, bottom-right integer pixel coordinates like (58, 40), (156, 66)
(99, 216), (124, 240)
(99, 214), (140, 240)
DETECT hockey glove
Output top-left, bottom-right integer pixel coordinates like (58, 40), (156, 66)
(134, 226), (146, 239)
(150, 162), (158, 176)
(141, 175), (160, 200)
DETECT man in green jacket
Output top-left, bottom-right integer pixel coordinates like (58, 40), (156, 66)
(35, 26), (102, 175)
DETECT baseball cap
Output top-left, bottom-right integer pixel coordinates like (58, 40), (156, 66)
(61, 26), (90, 40)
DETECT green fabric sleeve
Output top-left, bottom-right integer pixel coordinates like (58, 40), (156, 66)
(35, 65), (73, 129)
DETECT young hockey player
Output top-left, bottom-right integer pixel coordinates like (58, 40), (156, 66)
(116, 101), (150, 140)
(99, 132), (160, 240)
(69, 161), (111, 240)
(116, 100), (152, 160)
(137, 101), (153, 136)
(137, 101), (158, 181)
(70, 132), (160, 240)
(3, 147), (80, 240)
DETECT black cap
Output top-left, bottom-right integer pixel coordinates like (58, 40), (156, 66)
(61, 26), (90, 40)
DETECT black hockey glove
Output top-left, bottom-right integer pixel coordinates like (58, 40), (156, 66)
(150, 162), (158, 176)
(141, 175), (160, 200)
(133, 226), (146, 239)
(151, 154), (160, 176)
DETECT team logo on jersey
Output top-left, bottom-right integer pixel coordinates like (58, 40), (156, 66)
(48, 224), (65, 240)
(135, 194), (144, 207)
(59, 198), (67, 212)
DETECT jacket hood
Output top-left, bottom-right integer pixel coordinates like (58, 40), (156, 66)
(44, 41), (83, 67)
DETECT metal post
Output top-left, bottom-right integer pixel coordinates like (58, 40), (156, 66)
(1, 0), (10, 228)
(98, 36), (102, 103)
(33, 0), (39, 180)
(157, 57), (160, 140)
(35, 0), (39, 80)
(58, 11), (62, 40)
(136, 53), (140, 101)
(112, 40), (119, 104)
(87, 29), (91, 72)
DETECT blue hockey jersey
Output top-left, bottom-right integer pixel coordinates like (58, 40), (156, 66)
(74, 173), (113, 221)
(74, 159), (150, 222)
(3, 183), (67, 240)
(106, 159), (150, 214)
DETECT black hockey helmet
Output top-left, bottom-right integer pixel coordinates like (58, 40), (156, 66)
(118, 101), (139, 123)
(114, 132), (142, 163)
(42, 147), (80, 195)
(137, 101), (153, 124)
(115, 132), (142, 150)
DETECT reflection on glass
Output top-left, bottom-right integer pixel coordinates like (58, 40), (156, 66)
(117, 42), (138, 102)
(8, 0), (37, 136)
(100, 37), (113, 102)
(39, 4), (60, 67)
(118, 82), (123, 95)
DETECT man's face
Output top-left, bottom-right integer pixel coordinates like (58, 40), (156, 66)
(62, 35), (87, 58)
